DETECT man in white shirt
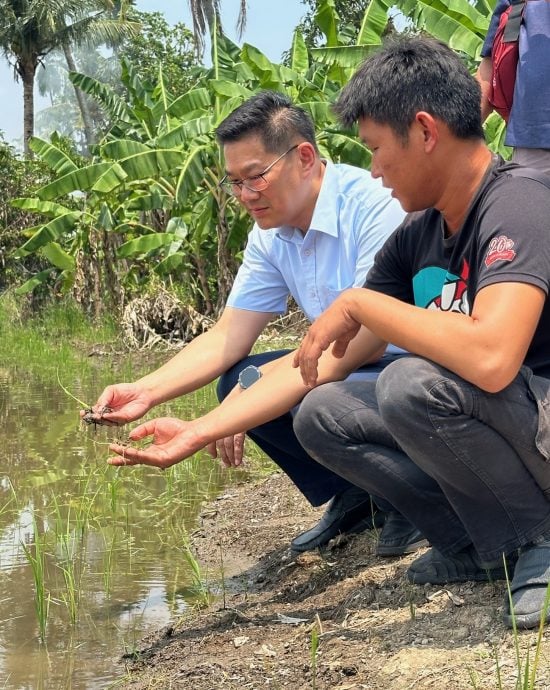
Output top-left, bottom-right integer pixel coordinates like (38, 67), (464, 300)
(91, 91), (425, 556)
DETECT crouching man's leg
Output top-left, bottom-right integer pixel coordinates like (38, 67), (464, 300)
(295, 360), (550, 628)
(376, 357), (550, 630)
(294, 378), (465, 561)
(217, 351), (384, 552)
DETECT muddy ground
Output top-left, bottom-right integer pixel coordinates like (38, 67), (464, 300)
(118, 470), (550, 690)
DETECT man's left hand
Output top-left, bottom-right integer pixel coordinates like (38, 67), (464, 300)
(108, 417), (205, 469)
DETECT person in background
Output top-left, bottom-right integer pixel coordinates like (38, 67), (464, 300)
(476, 0), (550, 174)
(89, 91), (426, 557)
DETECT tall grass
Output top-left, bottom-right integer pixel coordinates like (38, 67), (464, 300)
(0, 293), (117, 377)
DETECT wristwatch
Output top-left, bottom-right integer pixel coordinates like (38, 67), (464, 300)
(238, 365), (262, 389)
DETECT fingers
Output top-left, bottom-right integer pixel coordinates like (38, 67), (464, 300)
(214, 433), (246, 467)
(217, 436), (235, 467)
(127, 420), (156, 441)
(233, 432), (245, 467)
(107, 442), (165, 469)
(331, 336), (352, 359)
(294, 340), (322, 388)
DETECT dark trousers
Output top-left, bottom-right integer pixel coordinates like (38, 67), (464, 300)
(216, 348), (408, 507)
(294, 356), (550, 562)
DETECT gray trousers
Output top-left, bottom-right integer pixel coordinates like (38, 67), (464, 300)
(294, 357), (550, 564)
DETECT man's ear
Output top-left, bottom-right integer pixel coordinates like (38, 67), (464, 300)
(296, 142), (317, 174)
(415, 111), (439, 153)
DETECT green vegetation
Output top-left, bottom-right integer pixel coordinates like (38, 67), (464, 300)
(21, 517), (51, 643)
(0, 0), (137, 155)
(0, 0), (508, 332)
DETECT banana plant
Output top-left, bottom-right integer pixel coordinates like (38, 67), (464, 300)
(12, 0), (507, 318)
(12, 21), (374, 316)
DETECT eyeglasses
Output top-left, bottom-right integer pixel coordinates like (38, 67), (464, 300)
(219, 144), (299, 196)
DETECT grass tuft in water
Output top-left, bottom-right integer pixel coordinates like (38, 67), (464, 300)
(21, 516), (51, 643)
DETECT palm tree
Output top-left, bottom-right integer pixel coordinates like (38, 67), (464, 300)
(0, 0), (135, 155)
(187, 0), (248, 56)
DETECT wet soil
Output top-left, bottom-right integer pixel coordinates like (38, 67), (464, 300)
(118, 471), (550, 690)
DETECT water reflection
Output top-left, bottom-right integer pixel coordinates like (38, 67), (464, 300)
(0, 359), (250, 688)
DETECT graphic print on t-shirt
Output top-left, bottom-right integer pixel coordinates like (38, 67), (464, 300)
(412, 259), (470, 314)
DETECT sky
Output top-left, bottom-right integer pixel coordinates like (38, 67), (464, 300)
(0, 0), (307, 148)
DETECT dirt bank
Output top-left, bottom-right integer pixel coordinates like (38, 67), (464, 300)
(118, 471), (550, 689)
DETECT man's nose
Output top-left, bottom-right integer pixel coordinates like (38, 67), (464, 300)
(240, 185), (262, 202)
(370, 161), (381, 179)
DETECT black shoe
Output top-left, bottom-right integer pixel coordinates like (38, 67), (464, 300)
(406, 544), (512, 585)
(290, 487), (384, 553)
(376, 512), (429, 557)
(502, 539), (550, 630)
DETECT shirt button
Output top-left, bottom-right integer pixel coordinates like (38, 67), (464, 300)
(304, 249), (312, 256)
(310, 291), (315, 297)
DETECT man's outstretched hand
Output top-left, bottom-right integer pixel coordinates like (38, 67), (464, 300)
(81, 383), (155, 427)
(108, 417), (205, 469)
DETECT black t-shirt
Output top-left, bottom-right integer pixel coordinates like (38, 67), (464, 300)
(365, 159), (550, 378)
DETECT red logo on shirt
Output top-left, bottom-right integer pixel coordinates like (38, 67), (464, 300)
(484, 235), (516, 267)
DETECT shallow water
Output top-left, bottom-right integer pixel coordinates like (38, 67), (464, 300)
(0, 358), (248, 688)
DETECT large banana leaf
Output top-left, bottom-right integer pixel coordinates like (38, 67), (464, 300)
(207, 80), (253, 100)
(15, 213), (80, 255)
(167, 89), (212, 119)
(69, 72), (133, 124)
(175, 146), (211, 205)
(11, 198), (77, 218)
(117, 233), (179, 258)
(397, 0), (489, 56)
(320, 131), (372, 169)
(117, 149), (186, 181)
(155, 117), (214, 149)
(241, 44), (282, 89)
(311, 44), (375, 69)
(357, 0), (393, 45)
(15, 268), (56, 295)
(37, 162), (127, 200)
(315, 0), (340, 47)
(101, 140), (153, 159)
(290, 30), (309, 74)
(29, 138), (78, 176)
(42, 242), (75, 271)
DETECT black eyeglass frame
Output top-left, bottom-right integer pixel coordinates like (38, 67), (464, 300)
(219, 144), (300, 196)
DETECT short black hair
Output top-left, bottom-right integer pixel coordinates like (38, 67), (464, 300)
(334, 35), (484, 141)
(216, 90), (319, 153)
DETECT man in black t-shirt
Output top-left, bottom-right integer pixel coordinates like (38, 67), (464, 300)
(293, 36), (550, 630)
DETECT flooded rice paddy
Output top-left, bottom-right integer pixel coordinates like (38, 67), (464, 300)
(0, 354), (260, 688)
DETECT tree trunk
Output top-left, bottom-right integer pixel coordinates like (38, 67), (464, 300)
(21, 63), (36, 158)
(62, 42), (95, 153)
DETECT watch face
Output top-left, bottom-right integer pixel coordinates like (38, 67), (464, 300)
(239, 365), (262, 389)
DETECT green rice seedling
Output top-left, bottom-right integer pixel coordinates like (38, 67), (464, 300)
(21, 517), (50, 643)
(467, 667), (481, 689)
(168, 524), (212, 608)
(59, 562), (79, 625)
(103, 530), (118, 599)
(108, 475), (121, 514)
(404, 581), (417, 621)
(218, 543), (227, 610)
(500, 557), (550, 690)
(309, 620), (320, 690)
(180, 542), (212, 609)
